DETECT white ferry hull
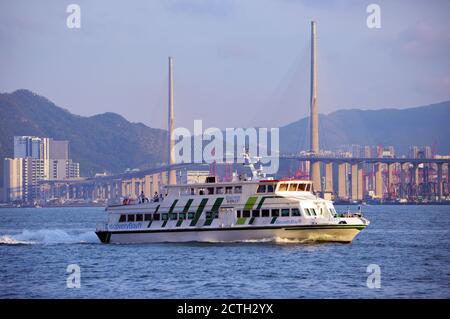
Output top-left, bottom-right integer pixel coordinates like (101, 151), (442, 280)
(96, 225), (364, 244)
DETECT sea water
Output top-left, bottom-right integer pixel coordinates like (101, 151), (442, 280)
(0, 205), (449, 298)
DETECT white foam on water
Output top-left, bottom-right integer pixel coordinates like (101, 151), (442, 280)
(273, 237), (314, 244)
(241, 237), (314, 244)
(0, 229), (100, 245)
(240, 238), (274, 243)
(0, 235), (34, 245)
(211, 237), (315, 244)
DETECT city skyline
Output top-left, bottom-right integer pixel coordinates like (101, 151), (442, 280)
(3, 135), (80, 203)
(1, 0), (450, 129)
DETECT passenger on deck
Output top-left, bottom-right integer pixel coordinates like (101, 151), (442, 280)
(153, 192), (159, 202)
(140, 191), (148, 204)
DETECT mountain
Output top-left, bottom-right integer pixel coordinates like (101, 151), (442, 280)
(0, 90), (168, 180)
(1, 89), (449, 185)
(280, 101), (450, 155)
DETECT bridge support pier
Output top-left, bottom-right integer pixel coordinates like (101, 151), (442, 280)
(325, 162), (333, 194)
(310, 161), (321, 193)
(351, 163), (363, 201)
(338, 163), (347, 200)
(437, 163), (443, 202)
(375, 163), (383, 200)
(387, 163), (395, 199)
(358, 164), (363, 201)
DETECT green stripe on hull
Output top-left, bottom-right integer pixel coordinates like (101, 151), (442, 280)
(256, 197), (265, 210)
(176, 220), (183, 227)
(190, 198), (208, 226)
(211, 197), (224, 213)
(236, 217), (246, 225)
(168, 200), (178, 214)
(154, 205), (160, 213)
(183, 199), (194, 213)
(270, 217), (277, 224)
(203, 198), (223, 227)
(161, 220), (168, 228)
(244, 196), (258, 210)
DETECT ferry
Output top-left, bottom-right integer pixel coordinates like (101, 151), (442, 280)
(95, 153), (369, 244)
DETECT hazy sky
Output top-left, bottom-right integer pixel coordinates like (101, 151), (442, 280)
(1, 0), (449, 129)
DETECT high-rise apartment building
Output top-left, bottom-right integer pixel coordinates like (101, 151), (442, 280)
(409, 146), (419, 159)
(50, 159), (80, 180)
(3, 158), (24, 202)
(3, 136), (80, 203)
(49, 139), (69, 160)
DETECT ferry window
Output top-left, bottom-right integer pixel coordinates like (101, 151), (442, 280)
(207, 187), (214, 195)
(281, 209), (290, 217)
(188, 212), (195, 220)
(180, 187), (188, 196)
(199, 188), (205, 195)
(216, 187), (224, 194)
(278, 183), (288, 191)
(304, 208), (311, 216)
(289, 183), (298, 191)
(136, 214), (143, 221)
(179, 213), (186, 220)
(154, 213), (160, 221)
(311, 208), (317, 216)
(257, 185), (266, 193)
(119, 215), (126, 222)
(306, 184), (311, 192)
(271, 209), (280, 217)
(297, 183), (306, 191)
(213, 212), (219, 219)
(236, 210), (241, 218)
(292, 208), (300, 216)
(169, 213), (178, 220)
(127, 214), (135, 222)
(261, 209), (270, 217)
(234, 186), (242, 194)
(243, 210), (251, 218)
(205, 212), (212, 219)
(162, 213), (168, 221)
(144, 214), (152, 221)
(252, 210), (260, 217)
(225, 186), (233, 194)
(267, 184), (274, 193)
(190, 188), (196, 195)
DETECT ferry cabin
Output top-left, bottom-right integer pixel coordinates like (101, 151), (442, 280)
(105, 179), (340, 230)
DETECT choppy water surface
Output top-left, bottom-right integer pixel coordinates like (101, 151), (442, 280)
(0, 205), (449, 298)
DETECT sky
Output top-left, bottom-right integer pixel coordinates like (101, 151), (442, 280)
(0, 0), (449, 130)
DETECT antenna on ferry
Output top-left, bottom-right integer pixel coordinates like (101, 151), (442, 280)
(242, 147), (266, 180)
